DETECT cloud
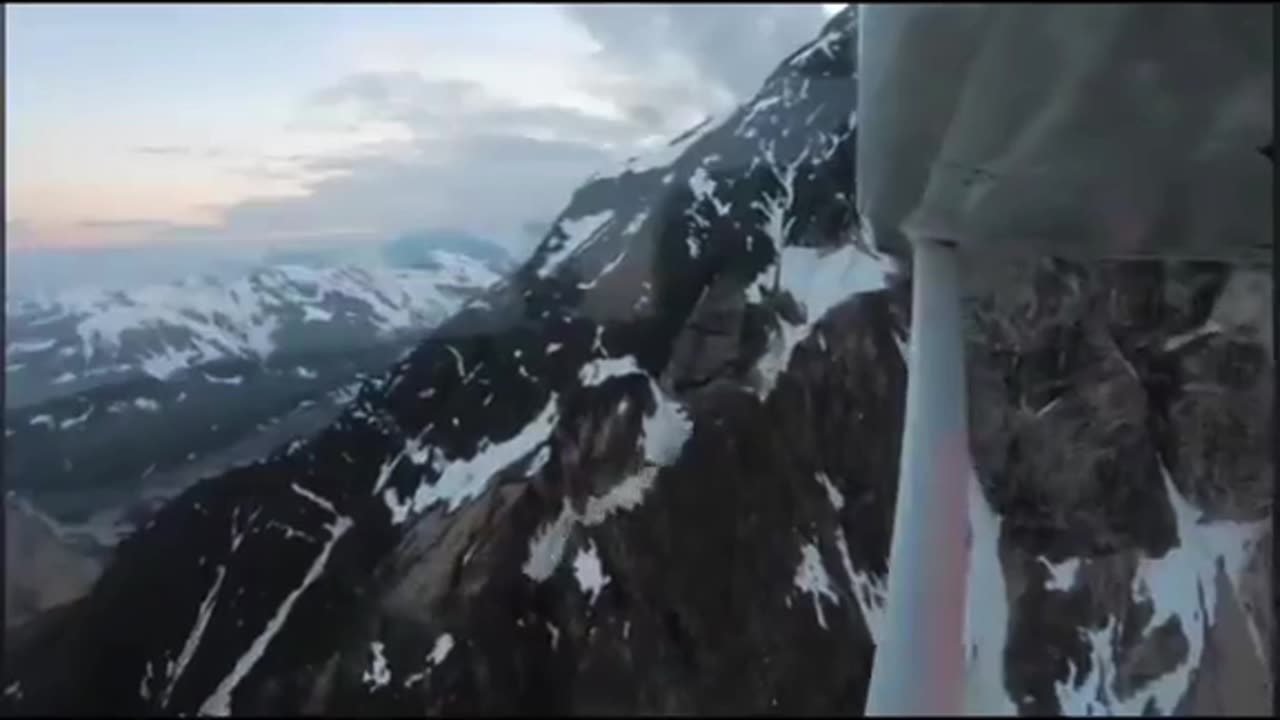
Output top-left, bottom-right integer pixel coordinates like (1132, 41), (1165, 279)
(302, 73), (651, 148)
(159, 74), (656, 255)
(78, 218), (187, 231)
(219, 3), (827, 255)
(134, 144), (193, 156)
(134, 144), (237, 160)
(203, 128), (618, 248)
(561, 4), (827, 113)
(306, 72), (483, 115)
(22, 5), (830, 291)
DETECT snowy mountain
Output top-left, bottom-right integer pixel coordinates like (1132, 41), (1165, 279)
(4, 253), (502, 544)
(3, 7), (1271, 716)
(6, 253), (501, 409)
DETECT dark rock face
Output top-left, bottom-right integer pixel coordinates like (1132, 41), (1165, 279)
(2, 7), (1270, 717)
(965, 258), (1272, 715)
(322, 295), (903, 716)
(3, 495), (103, 629)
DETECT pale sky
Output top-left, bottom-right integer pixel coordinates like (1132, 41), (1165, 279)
(6, 3), (845, 268)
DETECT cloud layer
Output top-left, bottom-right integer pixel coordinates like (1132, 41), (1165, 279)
(10, 5), (831, 293)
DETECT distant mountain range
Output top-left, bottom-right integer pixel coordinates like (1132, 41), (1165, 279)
(6, 255), (500, 406)
(6, 229), (515, 299)
(4, 246), (505, 550)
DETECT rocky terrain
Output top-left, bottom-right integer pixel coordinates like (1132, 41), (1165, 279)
(3, 494), (104, 630)
(2, 7), (1271, 716)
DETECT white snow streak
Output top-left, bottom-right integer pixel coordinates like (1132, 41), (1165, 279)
(834, 527), (886, 645)
(815, 472), (845, 511)
(203, 373), (243, 386)
(684, 234), (702, 259)
(199, 513), (353, 716)
(401, 633), (455, 689)
(793, 542), (839, 630)
(689, 166), (732, 217)
(641, 382), (692, 465)
(539, 211), (614, 278)
(290, 483), (337, 516)
(736, 95), (781, 134)
(140, 661), (156, 701)
(526, 445), (552, 477)
(1162, 321), (1221, 353)
(6, 338), (56, 356)
(790, 30), (842, 68)
(577, 248), (629, 290)
(754, 244), (895, 398)
(384, 393), (561, 524)
(301, 305), (333, 323)
(582, 468), (659, 526)
(578, 355), (642, 387)
(134, 397), (161, 412)
(142, 348), (196, 380)
(58, 405), (93, 430)
(161, 566), (227, 707)
(444, 344), (466, 378)
(623, 210), (649, 236)
(522, 411), (671, 583)
(1040, 557), (1081, 592)
(428, 633), (455, 666)
(362, 642), (392, 690)
(573, 541), (610, 605)
(372, 452), (405, 497)
(749, 142), (805, 255)
(523, 505), (576, 582)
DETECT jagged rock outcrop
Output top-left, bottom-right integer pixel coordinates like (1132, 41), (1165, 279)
(2, 8), (1270, 717)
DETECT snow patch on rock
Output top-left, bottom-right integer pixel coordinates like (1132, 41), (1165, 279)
(793, 541), (839, 630)
(754, 243), (895, 398)
(539, 211), (614, 278)
(1054, 465), (1269, 715)
(573, 541), (610, 606)
(362, 642), (392, 690)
